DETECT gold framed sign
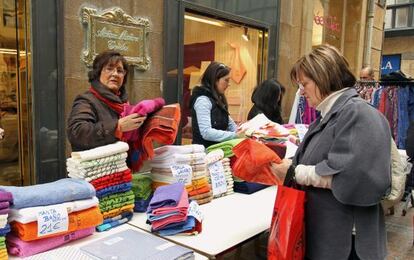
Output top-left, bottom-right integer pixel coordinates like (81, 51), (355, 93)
(81, 7), (151, 70)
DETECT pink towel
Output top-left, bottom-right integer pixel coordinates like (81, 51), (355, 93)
(151, 190), (189, 230)
(6, 227), (94, 257)
(121, 98), (165, 142)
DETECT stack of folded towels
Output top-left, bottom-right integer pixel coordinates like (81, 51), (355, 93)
(132, 174), (153, 212)
(0, 179), (102, 257)
(67, 141), (135, 232)
(147, 183), (202, 236)
(0, 190), (12, 260)
(149, 145), (213, 205)
(205, 149), (234, 198)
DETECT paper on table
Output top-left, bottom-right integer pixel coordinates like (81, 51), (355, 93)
(284, 141), (298, 159)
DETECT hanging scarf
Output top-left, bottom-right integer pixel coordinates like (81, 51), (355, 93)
(89, 84), (126, 115)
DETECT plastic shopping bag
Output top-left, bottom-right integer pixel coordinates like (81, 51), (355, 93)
(268, 185), (306, 260)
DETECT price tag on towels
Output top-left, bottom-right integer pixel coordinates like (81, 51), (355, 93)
(36, 205), (69, 237)
(208, 161), (227, 196)
(188, 200), (203, 222)
(170, 164), (192, 185)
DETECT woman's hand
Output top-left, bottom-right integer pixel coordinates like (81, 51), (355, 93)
(270, 158), (292, 182)
(118, 114), (147, 132)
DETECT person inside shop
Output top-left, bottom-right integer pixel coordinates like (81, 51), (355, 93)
(247, 78), (285, 124)
(270, 45), (391, 260)
(67, 50), (146, 151)
(189, 61), (241, 148)
(359, 66), (375, 81)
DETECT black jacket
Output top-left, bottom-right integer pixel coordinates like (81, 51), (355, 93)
(189, 86), (229, 148)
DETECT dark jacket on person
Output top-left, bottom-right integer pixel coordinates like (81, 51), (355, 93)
(67, 81), (128, 151)
(405, 121), (414, 187)
(189, 86), (229, 148)
(292, 88), (391, 260)
(247, 104), (283, 124)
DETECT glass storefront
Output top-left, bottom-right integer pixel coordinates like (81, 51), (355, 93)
(0, 0), (32, 185)
(181, 12), (268, 144)
(312, 0), (344, 50)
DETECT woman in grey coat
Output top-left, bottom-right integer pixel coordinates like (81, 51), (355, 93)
(271, 45), (391, 260)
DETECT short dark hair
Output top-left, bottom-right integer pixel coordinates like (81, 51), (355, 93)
(251, 79), (284, 123)
(88, 50), (129, 86)
(200, 61), (231, 109)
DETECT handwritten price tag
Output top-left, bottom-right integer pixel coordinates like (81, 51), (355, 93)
(36, 205), (69, 237)
(188, 200), (203, 222)
(208, 161), (227, 196)
(170, 164), (192, 184)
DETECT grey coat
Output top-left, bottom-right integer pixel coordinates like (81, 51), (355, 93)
(293, 88), (391, 260)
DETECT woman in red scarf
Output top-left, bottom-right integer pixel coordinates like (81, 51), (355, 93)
(67, 51), (146, 151)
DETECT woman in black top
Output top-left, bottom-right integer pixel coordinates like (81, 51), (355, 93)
(247, 79), (285, 123)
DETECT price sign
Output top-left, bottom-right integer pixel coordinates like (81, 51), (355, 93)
(170, 164), (192, 184)
(208, 161), (227, 196)
(188, 200), (203, 222)
(36, 205), (69, 237)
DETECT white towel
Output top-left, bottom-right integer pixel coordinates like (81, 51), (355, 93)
(71, 141), (129, 161)
(8, 197), (99, 224)
(67, 153), (128, 169)
(153, 145), (205, 160)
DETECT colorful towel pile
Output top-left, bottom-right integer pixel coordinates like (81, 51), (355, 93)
(0, 190), (12, 260)
(131, 174), (153, 212)
(0, 179), (101, 257)
(67, 141), (134, 232)
(149, 145), (213, 205)
(147, 183), (202, 236)
(205, 149), (234, 198)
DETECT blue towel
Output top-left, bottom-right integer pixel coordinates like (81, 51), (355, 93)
(96, 182), (132, 199)
(233, 181), (269, 194)
(134, 194), (152, 213)
(0, 224), (10, 236)
(156, 216), (196, 236)
(96, 213), (133, 232)
(0, 178), (95, 209)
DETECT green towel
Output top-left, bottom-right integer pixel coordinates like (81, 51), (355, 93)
(99, 191), (135, 208)
(206, 138), (245, 158)
(131, 174), (153, 200)
(100, 198), (135, 212)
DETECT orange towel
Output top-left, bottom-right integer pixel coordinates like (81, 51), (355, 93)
(188, 184), (211, 197)
(232, 139), (282, 185)
(152, 181), (193, 193)
(11, 207), (103, 242)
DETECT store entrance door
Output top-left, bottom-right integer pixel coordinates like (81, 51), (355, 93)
(0, 0), (32, 186)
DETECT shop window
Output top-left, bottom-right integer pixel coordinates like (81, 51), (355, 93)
(0, 0), (31, 185)
(385, 0), (414, 30)
(181, 12), (267, 144)
(312, 0), (344, 50)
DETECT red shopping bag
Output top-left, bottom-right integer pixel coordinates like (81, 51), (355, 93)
(268, 185), (306, 260)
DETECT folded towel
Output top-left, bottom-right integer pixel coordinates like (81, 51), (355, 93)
(0, 179), (95, 209)
(6, 227), (94, 257)
(71, 141), (129, 161)
(8, 197), (99, 224)
(148, 183), (184, 211)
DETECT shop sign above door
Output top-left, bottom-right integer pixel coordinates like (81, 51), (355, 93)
(81, 7), (151, 70)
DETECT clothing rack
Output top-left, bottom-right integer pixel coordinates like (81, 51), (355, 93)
(356, 80), (414, 86)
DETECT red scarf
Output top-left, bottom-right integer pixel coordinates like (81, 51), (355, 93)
(89, 86), (126, 115)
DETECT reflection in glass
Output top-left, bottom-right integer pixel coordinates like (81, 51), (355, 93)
(0, 0), (31, 186)
(385, 9), (392, 29)
(181, 12), (266, 144)
(395, 7), (408, 28)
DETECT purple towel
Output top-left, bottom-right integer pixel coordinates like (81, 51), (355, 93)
(148, 183), (184, 211)
(0, 190), (13, 203)
(7, 227), (94, 257)
(0, 201), (10, 210)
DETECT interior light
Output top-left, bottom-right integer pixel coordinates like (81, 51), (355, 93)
(242, 27), (250, 41)
(184, 14), (224, 27)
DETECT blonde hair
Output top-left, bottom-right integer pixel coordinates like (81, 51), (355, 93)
(290, 44), (356, 97)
